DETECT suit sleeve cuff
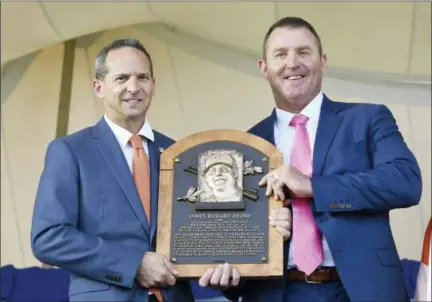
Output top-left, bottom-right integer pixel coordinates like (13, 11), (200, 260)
(311, 175), (354, 212)
(105, 247), (145, 288)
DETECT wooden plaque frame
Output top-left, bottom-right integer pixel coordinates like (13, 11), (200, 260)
(156, 129), (284, 278)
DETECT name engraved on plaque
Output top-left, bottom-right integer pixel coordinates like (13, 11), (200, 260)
(172, 213), (266, 258)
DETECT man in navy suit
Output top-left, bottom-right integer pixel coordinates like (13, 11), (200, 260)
(199, 17), (422, 302)
(31, 39), (194, 302)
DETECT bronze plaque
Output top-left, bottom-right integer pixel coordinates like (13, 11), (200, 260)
(156, 130), (284, 278)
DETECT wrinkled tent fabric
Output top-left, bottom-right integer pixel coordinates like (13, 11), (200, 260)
(1, 2), (431, 82)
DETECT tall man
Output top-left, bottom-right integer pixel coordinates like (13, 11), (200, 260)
(31, 39), (194, 302)
(199, 16), (422, 302)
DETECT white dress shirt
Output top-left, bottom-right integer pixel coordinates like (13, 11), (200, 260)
(104, 115), (154, 173)
(274, 92), (335, 269)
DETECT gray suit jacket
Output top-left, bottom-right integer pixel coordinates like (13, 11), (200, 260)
(31, 118), (194, 301)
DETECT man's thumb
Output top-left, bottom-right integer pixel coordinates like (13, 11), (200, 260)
(163, 258), (178, 276)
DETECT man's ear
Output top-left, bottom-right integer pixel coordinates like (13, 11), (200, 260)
(258, 58), (268, 79)
(150, 77), (156, 98)
(92, 79), (104, 99)
(321, 54), (327, 71)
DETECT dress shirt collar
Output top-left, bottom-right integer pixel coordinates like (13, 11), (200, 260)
(104, 114), (154, 148)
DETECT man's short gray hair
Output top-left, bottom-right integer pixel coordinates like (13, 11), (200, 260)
(94, 38), (154, 80)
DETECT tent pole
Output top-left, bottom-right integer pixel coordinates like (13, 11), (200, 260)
(55, 39), (76, 138)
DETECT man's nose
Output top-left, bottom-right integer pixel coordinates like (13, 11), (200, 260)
(126, 78), (139, 93)
(285, 53), (299, 69)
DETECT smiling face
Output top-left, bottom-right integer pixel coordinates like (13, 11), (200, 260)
(259, 26), (327, 113)
(204, 163), (237, 192)
(92, 47), (155, 127)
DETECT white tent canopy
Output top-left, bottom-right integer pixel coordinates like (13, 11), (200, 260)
(2, 2), (431, 82)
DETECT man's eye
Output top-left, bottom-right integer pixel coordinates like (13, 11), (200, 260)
(116, 76), (126, 82)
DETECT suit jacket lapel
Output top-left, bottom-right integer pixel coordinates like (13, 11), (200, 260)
(92, 118), (151, 238)
(313, 95), (343, 175)
(248, 109), (277, 145)
(148, 139), (160, 243)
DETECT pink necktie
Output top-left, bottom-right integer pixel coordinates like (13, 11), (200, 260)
(290, 114), (323, 275)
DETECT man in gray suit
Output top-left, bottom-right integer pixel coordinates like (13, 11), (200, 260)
(31, 38), (194, 302)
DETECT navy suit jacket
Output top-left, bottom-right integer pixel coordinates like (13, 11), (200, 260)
(31, 118), (194, 302)
(225, 95), (422, 302)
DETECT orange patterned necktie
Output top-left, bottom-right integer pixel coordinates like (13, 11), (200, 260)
(130, 135), (164, 302)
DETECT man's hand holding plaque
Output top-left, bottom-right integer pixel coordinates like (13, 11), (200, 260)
(136, 252), (179, 288)
(268, 207), (292, 241)
(259, 164), (313, 201)
(198, 263), (241, 289)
